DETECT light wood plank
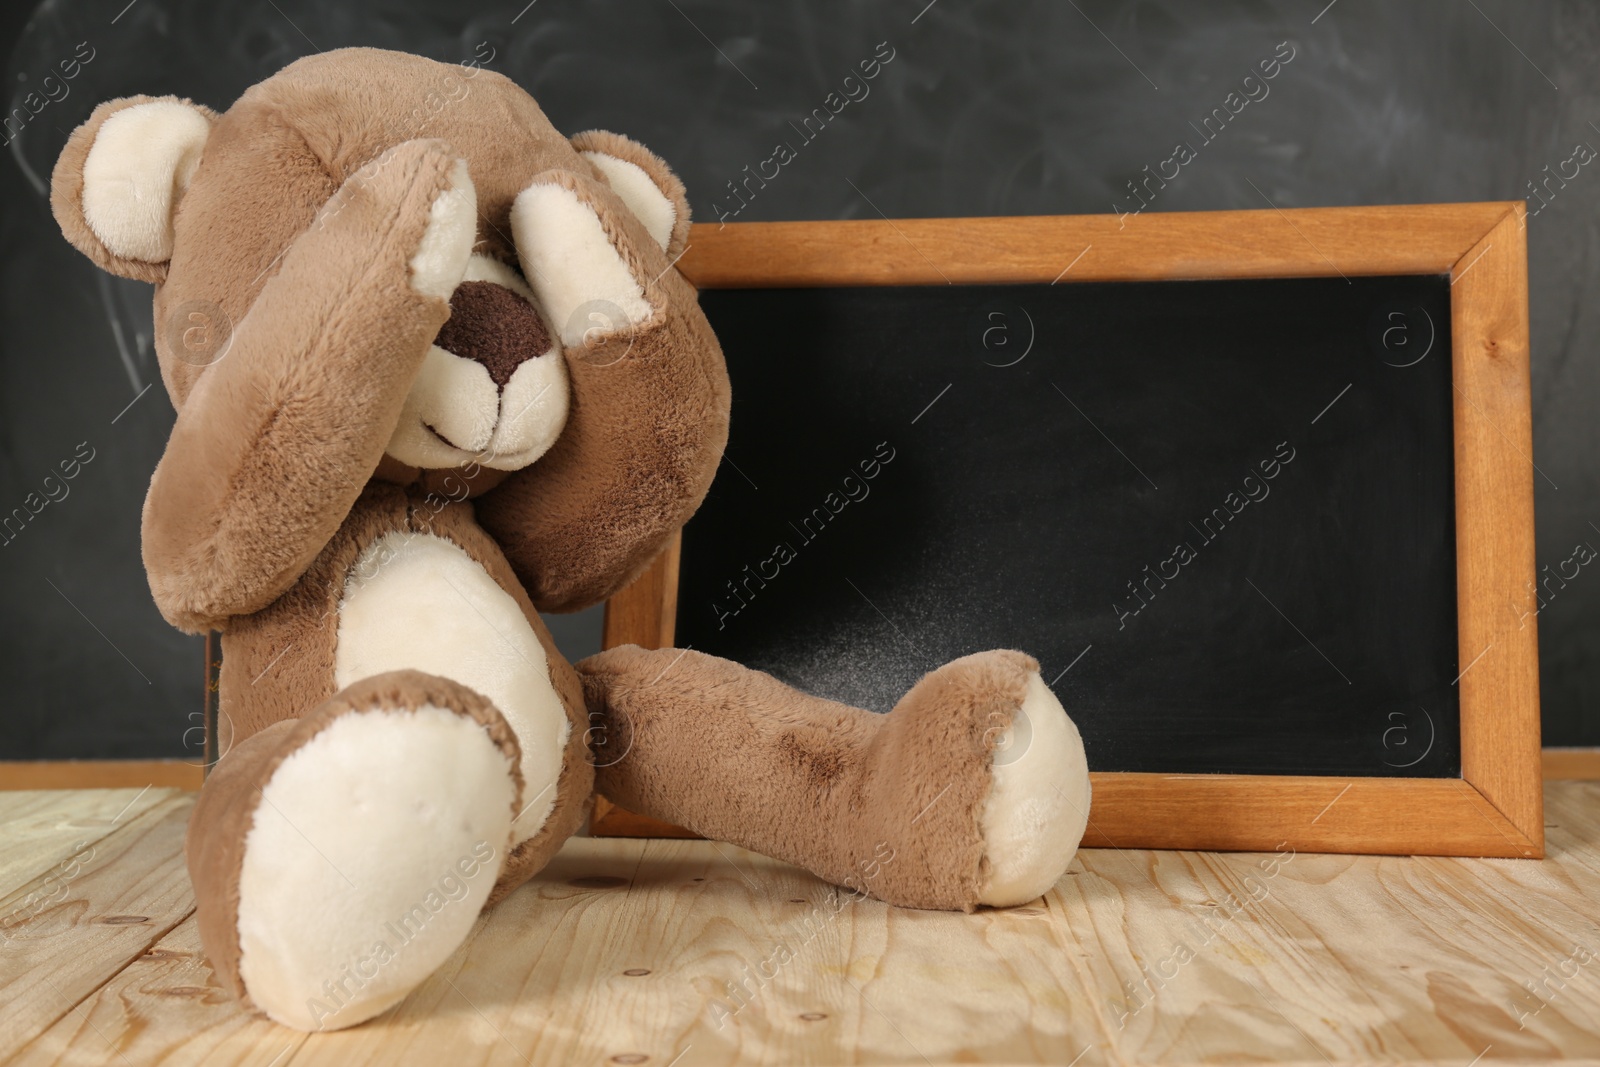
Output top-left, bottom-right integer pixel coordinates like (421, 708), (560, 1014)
(15, 785), (1600, 1064)
(1540, 780), (1600, 887)
(274, 836), (1110, 1066)
(13, 919), (304, 1067)
(0, 788), (171, 900)
(0, 795), (196, 1056)
(249, 836), (809, 1065)
(677, 204), (1512, 289)
(1060, 841), (1600, 1064)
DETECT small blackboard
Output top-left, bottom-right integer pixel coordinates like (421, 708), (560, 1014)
(597, 206), (1543, 858)
(678, 274), (1460, 779)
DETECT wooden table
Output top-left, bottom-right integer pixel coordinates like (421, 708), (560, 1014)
(1, 782), (1597, 1065)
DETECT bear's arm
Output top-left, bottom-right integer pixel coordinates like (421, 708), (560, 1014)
(476, 261), (731, 615)
(142, 140), (466, 632)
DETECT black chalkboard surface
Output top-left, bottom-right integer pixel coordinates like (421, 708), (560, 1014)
(676, 275), (1460, 779)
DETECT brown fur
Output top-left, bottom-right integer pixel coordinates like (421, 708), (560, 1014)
(144, 133), (460, 629)
(50, 49), (729, 629)
(582, 647), (1037, 912)
(476, 166), (730, 612)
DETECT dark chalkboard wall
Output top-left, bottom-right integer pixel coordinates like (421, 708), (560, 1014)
(2, 1), (1595, 758)
(678, 276), (1461, 777)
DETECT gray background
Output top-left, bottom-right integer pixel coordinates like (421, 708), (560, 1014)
(1, 0), (1595, 758)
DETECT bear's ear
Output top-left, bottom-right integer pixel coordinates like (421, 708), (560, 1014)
(570, 129), (691, 259)
(51, 95), (218, 284)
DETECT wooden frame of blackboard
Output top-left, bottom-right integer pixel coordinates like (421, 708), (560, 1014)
(592, 202), (1543, 860)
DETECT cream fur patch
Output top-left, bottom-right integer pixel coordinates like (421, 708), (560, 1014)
(510, 181), (652, 348)
(582, 151), (675, 251)
(385, 255), (569, 472)
(490, 351), (569, 460)
(335, 532), (570, 842)
(80, 100), (212, 263)
(977, 672), (1092, 907)
(388, 344), (500, 461)
(235, 704), (515, 1031)
(462, 251), (537, 300)
(408, 158), (476, 299)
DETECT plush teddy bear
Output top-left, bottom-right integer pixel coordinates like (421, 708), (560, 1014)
(50, 47), (1092, 1031)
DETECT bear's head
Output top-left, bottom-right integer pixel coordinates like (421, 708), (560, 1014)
(50, 48), (728, 629)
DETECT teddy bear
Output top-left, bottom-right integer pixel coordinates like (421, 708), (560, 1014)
(50, 47), (1092, 1032)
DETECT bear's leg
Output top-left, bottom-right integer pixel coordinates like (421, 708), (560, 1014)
(186, 670), (522, 1031)
(579, 647), (1092, 911)
(222, 497), (595, 900)
(329, 526), (592, 893)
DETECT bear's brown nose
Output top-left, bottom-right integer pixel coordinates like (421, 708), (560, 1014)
(433, 281), (554, 389)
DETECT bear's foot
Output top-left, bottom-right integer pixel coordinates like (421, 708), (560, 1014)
(579, 646), (1091, 913)
(851, 650), (1092, 910)
(186, 670), (521, 1031)
(940, 653), (1093, 907)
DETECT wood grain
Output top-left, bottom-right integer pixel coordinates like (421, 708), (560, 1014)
(597, 204), (1545, 858)
(591, 795), (700, 838)
(601, 530), (682, 652)
(12, 918), (304, 1067)
(1062, 828), (1600, 1064)
(600, 751), (1591, 839)
(0, 787), (171, 901)
(0, 794), (195, 1053)
(1080, 773), (1537, 857)
(598, 773), (1543, 857)
(11, 784), (1600, 1065)
(0, 761), (204, 792)
(677, 203), (1512, 289)
(1449, 205), (1544, 856)
(1543, 748), (1600, 779)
